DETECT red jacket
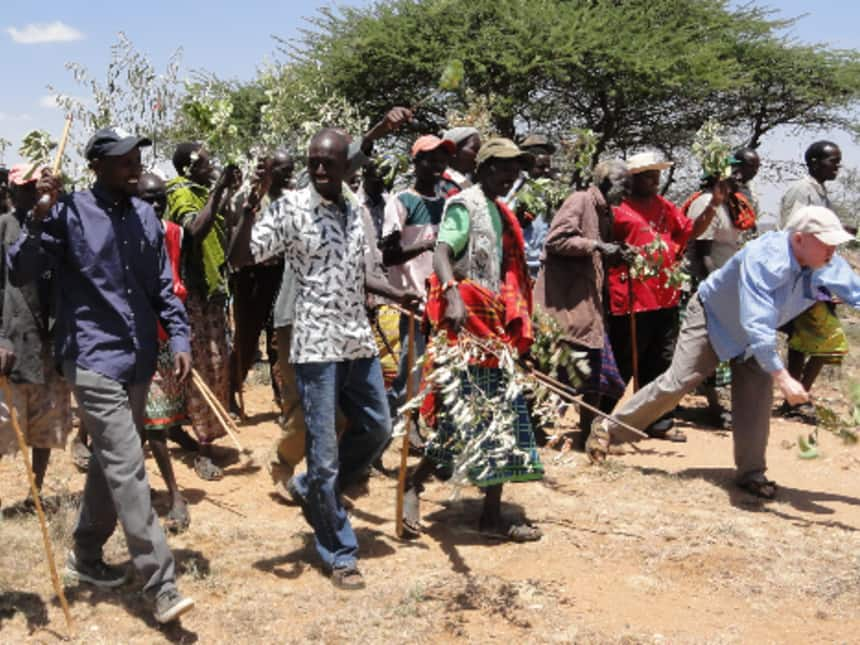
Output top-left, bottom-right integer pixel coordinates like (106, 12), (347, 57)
(608, 194), (693, 315)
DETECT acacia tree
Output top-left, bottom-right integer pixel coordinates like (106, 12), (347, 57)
(277, 0), (860, 169)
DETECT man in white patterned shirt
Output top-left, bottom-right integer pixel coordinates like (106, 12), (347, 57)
(230, 128), (418, 590)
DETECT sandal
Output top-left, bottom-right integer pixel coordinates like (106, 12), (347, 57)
(71, 438), (91, 472)
(585, 421), (611, 464)
(401, 487), (422, 539)
(164, 499), (190, 534)
(193, 456), (223, 481)
(332, 565), (365, 590)
(645, 421), (687, 442)
(738, 475), (777, 500)
(480, 521), (543, 543)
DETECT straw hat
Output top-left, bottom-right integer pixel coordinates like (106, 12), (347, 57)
(626, 151), (673, 174)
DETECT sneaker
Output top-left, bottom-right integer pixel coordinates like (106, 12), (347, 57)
(331, 565), (365, 590)
(64, 551), (129, 588)
(153, 588), (195, 624)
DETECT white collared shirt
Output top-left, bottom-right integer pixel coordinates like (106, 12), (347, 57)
(250, 185), (377, 363)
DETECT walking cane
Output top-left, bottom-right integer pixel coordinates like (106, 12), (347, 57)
(627, 273), (640, 392)
(0, 377), (74, 637)
(394, 314), (416, 538)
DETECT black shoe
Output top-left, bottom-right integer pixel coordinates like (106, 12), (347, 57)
(153, 588), (195, 624)
(64, 551), (129, 588)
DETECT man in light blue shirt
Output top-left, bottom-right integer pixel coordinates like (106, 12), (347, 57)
(587, 206), (860, 499)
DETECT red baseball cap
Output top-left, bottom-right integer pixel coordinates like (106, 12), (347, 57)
(411, 135), (456, 159)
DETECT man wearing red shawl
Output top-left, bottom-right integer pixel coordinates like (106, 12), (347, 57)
(607, 152), (722, 442)
(402, 139), (543, 542)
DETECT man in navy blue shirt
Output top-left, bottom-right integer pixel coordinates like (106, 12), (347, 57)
(8, 127), (195, 624)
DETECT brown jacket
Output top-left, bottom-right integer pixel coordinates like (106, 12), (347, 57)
(533, 186), (612, 350)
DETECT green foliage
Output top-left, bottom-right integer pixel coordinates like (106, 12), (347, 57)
(172, 75), (268, 165)
(628, 236), (690, 290)
(49, 32), (183, 180)
(516, 178), (567, 223)
(0, 138), (11, 165)
(438, 60), (465, 92)
(691, 119), (732, 179)
(275, 0), (860, 170)
(18, 130), (57, 180)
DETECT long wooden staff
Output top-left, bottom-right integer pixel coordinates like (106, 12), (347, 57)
(0, 378), (74, 637)
(394, 314), (416, 538)
(190, 369), (248, 455)
(627, 275), (640, 392)
(388, 304), (648, 439)
(35, 114), (73, 209)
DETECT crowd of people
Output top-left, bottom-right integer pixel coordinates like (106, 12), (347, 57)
(0, 105), (858, 624)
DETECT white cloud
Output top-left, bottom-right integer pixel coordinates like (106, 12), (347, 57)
(7, 21), (84, 44)
(0, 112), (33, 122)
(39, 95), (59, 109)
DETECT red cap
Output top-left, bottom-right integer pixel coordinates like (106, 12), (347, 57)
(411, 135), (456, 159)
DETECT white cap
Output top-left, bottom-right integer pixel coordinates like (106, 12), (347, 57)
(785, 205), (854, 246)
(626, 151), (673, 174)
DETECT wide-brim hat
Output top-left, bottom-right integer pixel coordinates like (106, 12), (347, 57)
(626, 151), (673, 174)
(476, 138), (534, 169)
(519, 133), (556, 155)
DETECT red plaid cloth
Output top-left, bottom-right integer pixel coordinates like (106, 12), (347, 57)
(157, 221), (188, 342)
(421, 197), (533, 422)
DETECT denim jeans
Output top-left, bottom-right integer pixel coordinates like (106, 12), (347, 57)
(387, 313), (427, 417)
(293, 356), (391, 570)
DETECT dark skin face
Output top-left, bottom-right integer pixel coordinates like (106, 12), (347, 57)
(269, 151), (294, 195)
(452, 134), (481, 175)
(631, 169), (661, 199)
(733, 151), (760, 184)
(362, 163), (386, 200)
(414, 148), (449, 185)
(529, 154), (553, 179)
(810, 145), (841, 184)
(10, 182), (38, 212)
(307, 133), (349, 202)
(138, 173), (167, 218)
(188, 148), (214, 187)
(478, 157), (522, 200)
(91, 147), (144, 199)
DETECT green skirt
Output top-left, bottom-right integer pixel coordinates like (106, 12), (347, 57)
(425, 366), (544, 487)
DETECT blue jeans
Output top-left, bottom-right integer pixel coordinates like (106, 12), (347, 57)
(387, 313), (427, 417)
(293, 356), (391, 570)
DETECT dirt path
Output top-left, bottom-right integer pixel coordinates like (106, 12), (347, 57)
(2, 379), (860, 644)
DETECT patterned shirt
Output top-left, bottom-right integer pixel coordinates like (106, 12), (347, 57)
(250, 185), (377, 364)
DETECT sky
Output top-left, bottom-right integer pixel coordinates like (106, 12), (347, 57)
(0, 1), (858, 221)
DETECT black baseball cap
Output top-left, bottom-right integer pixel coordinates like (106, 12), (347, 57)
(85, 127), (152, 160)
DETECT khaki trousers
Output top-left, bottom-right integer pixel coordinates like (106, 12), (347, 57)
(607, 295), (773, 482)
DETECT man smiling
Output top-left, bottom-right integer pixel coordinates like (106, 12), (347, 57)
(8, 127), (194, 624)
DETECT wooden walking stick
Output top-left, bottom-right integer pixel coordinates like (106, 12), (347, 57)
(394, 313), (416, 538)
(0, 377), (74, 637)
(190, 369), (248, 455)
(627, 273), (640, 392)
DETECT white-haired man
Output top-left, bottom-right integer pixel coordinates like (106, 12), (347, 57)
(588, 206), (860, 500)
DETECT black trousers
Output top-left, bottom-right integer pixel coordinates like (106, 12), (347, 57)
(608, 306), (680, 390)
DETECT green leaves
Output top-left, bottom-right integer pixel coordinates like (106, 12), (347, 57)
(18, 130), (57, 180)
(691, 119), (732, 179)
(438, 59), (465, 92)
